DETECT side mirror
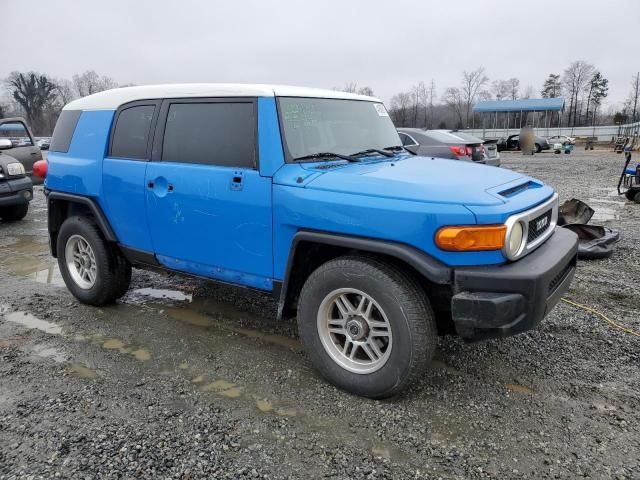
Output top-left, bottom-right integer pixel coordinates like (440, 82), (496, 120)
(0, 138), (12, 150)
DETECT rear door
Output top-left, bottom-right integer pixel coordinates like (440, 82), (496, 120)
(144, 98), (273, 290)
(0, 119), (41, 175)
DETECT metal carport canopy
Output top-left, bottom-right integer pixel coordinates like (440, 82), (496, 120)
(473, 98), (565, 113)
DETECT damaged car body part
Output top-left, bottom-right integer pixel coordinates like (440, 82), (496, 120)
(44, 84), (578, 398)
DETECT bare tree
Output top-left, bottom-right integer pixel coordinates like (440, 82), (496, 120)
(627, 73), (640, 123)
(72, 70), (118, 98)
(521, 85), (535, 99)
(357, 86), (374, 96)
(460, 68), (489, 127)
(54, 78), (76, 106)
(506, 78), (520, 100)
(410, 81), (428, 127)
(427, 80), (436, 129)
(491, 80), (510, 101)
(5, 71), (58, 134)
(562, 61), (595, 127)
(442, 87), (465, 128)
(390, 92), (412, 127)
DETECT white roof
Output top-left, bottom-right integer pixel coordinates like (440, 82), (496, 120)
(63, 83), (381, 111)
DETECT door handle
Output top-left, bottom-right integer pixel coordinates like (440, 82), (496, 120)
(30, 152), (38, 155)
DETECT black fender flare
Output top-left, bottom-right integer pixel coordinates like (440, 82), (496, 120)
(276, 230), (452, 319)
(47, 191), (117, 255)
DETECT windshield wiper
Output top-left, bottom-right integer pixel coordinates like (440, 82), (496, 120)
(292, 152), (359, 162)
(350, 148), (394, 158)
(382, 145), (405, 152)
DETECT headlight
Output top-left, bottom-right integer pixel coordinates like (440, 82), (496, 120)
(506, 221), (524, 258)
(6, 162), (25, 176)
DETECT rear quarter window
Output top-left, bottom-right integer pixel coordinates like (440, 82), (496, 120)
(110, 105), (155, 159)
(50, 110), (82, 153)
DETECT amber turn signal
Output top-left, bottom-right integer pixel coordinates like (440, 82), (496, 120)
(435, 225), (506, 251)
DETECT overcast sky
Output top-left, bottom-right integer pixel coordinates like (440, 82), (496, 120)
(3, 0), (638, 107)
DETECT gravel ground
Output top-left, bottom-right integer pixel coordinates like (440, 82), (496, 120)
(0, 150), (639, 479)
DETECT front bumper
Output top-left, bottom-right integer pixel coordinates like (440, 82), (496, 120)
(0, 176), (33, 207)
(451, 227), (578, 341)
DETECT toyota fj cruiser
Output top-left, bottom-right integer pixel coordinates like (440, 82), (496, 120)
(44, 84), (578, 398)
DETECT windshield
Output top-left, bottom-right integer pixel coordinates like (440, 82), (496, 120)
(277, 97), (401, 161)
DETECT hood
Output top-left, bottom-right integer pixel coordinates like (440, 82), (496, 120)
(302, 156), (532, 207)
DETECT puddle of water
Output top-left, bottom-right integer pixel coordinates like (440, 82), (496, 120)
(131, 288), (192, 302)
(255, 398), (273, 412)
(0, 236), (65, 286)
(67, 363), (98, 379)
(191, 375), (206, 384)
(166, 307), (214, 327)
(30, 344), (67, 363)
(505, 383), (534, 395)
(3, 309), (62, 335)
(131, 348), (151, 361)
(178, 362), (189, 370)
(164, 306), (301, 351)
(102, 338), (126, 350)
(219, 387), (242, 398)
(201, 379), (235, 392)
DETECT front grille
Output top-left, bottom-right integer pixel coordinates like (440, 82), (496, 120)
(548, 261), (573, 295)
(528, 209), (552, 243)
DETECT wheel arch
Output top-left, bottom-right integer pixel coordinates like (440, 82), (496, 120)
(277, 230), (453, 325)
(48, 192), (117, 257)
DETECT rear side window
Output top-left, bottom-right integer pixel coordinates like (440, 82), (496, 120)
(50, 110), (81, 153)
(161, 102), (256, 168)
(110, 105), (155, 159)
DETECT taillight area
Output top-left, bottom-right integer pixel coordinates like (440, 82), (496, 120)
(465, 146), (473, 156)
(33, 160), (48, 178)
(449, 146), (467, 157)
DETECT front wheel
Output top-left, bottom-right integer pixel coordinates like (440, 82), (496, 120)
(297, 255), (436, 398)
(57, 216), (131, 305)
(0, 203), (29, 222)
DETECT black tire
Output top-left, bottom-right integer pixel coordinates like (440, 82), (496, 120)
(297, 255), (436, 399)
(535, 143), (542, 153)
(0, 203), (29, 222)
(57, 216), (131, 305)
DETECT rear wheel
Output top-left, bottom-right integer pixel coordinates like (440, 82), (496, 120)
(535, 143), (542, 153)
(57, 216), (131, 305)
(0, 203), (29, 222)
(297, 255), (436, 398)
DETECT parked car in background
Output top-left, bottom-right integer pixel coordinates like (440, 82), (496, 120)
(496, 134), (550, 153)
(37, 138), (51, 150)
(0, 138), (33, 221)
(448, 130), (500, 166)
(397, 128), (499, 166)
(0, 118), (44, 183)
(547, 135), (576, 145)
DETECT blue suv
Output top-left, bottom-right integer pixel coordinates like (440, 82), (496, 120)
(44, 84), (578, 398)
